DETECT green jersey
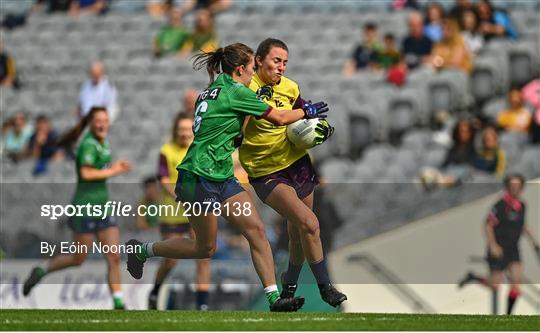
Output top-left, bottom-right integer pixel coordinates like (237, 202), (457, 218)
(72, 132), (112, 208)
(178, 73), (271, 181)
(156, 26), (190, 55)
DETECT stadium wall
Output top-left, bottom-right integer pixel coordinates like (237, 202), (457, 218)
(329, 179), (540, 315)
(1, 261), (159, 309)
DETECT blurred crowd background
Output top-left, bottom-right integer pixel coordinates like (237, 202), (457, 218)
(1, 0), (539, 260)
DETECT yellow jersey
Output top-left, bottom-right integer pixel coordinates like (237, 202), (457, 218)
(159, 142), (188, 224)
(239, 73), (307, 178)
(497, 108), (532, 133)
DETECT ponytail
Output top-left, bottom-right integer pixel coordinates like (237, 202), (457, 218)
(56, 106), (107, 148)
(192, 43), (254, 85)
(192, 47), (225, 85)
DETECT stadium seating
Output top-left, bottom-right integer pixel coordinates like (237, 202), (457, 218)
(1, 2), (539, 257)
(470, 55), (505, 103)
(481, 96), (507, 120)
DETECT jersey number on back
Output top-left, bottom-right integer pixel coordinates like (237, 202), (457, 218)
(193, 101), (208, 133)
(193, 88), (221, 133)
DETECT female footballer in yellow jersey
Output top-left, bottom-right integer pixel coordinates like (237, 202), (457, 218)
(148, 112), (211, 310)
(126, 43), (330, 312)
(239, 38), (347, 307)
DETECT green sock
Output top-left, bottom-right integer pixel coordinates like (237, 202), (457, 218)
(113, 297), (124, 309)
(135, 243), (153, 261)
(37, 267), (47, 278)
(266, 290), (280, 305)
(113, 292), (124, 309)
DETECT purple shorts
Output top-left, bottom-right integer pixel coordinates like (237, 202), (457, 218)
(249, 154), (319, 203)
(159, 223), (191, 235)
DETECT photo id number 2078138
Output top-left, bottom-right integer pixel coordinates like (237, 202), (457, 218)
(182, 201), (252, 217)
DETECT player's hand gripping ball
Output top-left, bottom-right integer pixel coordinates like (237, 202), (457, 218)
(314, 118), (334, 145)
(287, 118), (334, 149)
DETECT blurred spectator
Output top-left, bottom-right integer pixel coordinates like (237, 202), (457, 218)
(531, 111), (540, 144)
(179, 0), (232, 15)
(419, 119), (478, 189)
(497, 88), (532, 133)
(70, 0), (108, 15)
(135, 176), (161, 230)
(521, 78), (540, 143)
(373, 33), (400, 70)
(442, 118), (476, 169)
(1, 12), (27, 30)
(449, 0), (474, 21)
(474, 126), (506, 178)
(3, 112), (33, 162)
(522, 78), (540, 114)
(342, 22), (381, 76)
(460, 9), (484, 54)
(146, 0), (175, 17)
(392, 0), (419, 11)
(1, 118), (14, 155)
(182, 87), (199, 118)
(0, 43), (20, 89)
(1, 118), (13, 136)
(476, 0), (519, 41)
(28, 115), (63, 175)
(77, 61), (119, 122)
(153, 8), (190, 58)
(185, 9), (218, 53)
(386, 58), (408, 87)
(424, 2), (445, 43)
(429, 19), (473, 73)
(402, 12), (433, 69)
(33, 0), (75, 13)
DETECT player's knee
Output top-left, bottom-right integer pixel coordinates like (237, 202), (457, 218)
(298, 213), (320, 237)
(250, 222), (268, 241)
(203, 246), (216, 258)
(197, 244), (216, 258)
(241, 221), (267, 245)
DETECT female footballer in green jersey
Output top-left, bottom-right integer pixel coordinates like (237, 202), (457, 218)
(126, 43), (328, 311)
(23, 107), (132, 309)
(149, 112), (211, 311)
(239, 38), (346, 307)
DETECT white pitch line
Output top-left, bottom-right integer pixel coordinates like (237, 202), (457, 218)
(2, 316), (366, 325)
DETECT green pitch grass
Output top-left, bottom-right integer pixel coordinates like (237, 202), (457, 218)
(1, 310), (539, 331)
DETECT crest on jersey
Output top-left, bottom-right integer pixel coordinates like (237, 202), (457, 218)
(257, 85), (273, 102)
